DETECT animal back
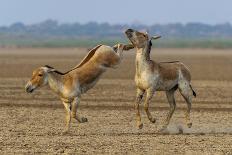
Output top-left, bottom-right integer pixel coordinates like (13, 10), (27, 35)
(159, 63), (179, 81)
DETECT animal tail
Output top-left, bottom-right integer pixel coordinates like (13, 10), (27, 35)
(190, 84), (196, 97)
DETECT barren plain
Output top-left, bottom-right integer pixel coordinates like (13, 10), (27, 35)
(0, 48), (231, 154)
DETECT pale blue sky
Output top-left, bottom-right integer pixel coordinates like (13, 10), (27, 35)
(0, 0), (231, 26)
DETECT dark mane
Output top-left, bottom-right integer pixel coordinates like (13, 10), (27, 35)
(159, 61), (180, 63)
(148, 40), (152, 55)
(44, 65), (66, 75)
(44, 65), (53, 69)
(145, 40), (152, 60)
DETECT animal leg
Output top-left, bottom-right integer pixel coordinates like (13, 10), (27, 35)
(71, 97), (88, 123)
(162, 89), (176, 129)
(135, 88), (145, 129)
(179, 82), (193, 128)
(62, 101), (71, 134)
(144, 88), (156, 123)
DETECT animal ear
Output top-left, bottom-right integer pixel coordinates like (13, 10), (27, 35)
(42, 66), (56, 73)
(47, 68), (56, 72)
(151, 35), (161, 40)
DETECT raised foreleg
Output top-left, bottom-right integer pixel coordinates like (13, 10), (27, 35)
(144, 88), (156, 123)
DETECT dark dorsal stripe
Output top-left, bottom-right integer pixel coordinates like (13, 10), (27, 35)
(73, 44), (102, 69)
(43, 45), (103, 76)
(144, 40), (152, 60)
(159, 61), (180, 63)
(44, 65), (65, 75)
(44, 65), (54, 69)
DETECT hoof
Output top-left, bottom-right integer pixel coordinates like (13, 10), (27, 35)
(138, 123), (143, 129)
(159, 127), (168, 134)
(150, 118), (156, 123)
(81, 117), (88, 123)
(187, 122), (192, 128)
(159, 124), (168, 133)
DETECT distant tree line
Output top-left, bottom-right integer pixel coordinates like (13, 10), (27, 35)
(0, 19), (232, 39)
(1, 20), (232, 48)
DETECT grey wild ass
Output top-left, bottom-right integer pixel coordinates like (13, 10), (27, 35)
(25, 44), (133, 134)
(125, 29), (196, 130)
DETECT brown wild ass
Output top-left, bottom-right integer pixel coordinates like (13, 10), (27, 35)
(125, 29), (196, 130)
(25, 44), (133, 134)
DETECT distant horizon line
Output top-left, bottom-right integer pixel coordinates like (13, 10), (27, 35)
(0, 19), (231, 27)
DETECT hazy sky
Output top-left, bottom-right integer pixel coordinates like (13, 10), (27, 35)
(0, 0), (231, 26)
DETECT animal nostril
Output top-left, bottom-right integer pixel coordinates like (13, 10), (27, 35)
(25, 83), (32, 92)
(25, 86), (34, 93)
(25, 86), (30, 92)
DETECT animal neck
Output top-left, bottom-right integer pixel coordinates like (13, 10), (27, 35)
(47, 72), (64, 95)
(136, 45), (152, 64)
(136, 43), (151, 60)
(135, 42), (157, 76)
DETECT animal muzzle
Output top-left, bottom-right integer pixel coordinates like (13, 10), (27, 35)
(125, 29), (134, 38)
(25, 82), (35, 93)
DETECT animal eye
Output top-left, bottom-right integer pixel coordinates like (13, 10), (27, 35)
(38, 74), (43, 77)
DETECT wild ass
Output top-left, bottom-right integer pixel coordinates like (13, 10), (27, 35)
(125, 29), (196, 130)
(25, 44), (133, 134)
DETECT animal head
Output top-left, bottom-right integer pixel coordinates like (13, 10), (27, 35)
(125, 29), (161, 48)
(25, 66), (55, 93)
